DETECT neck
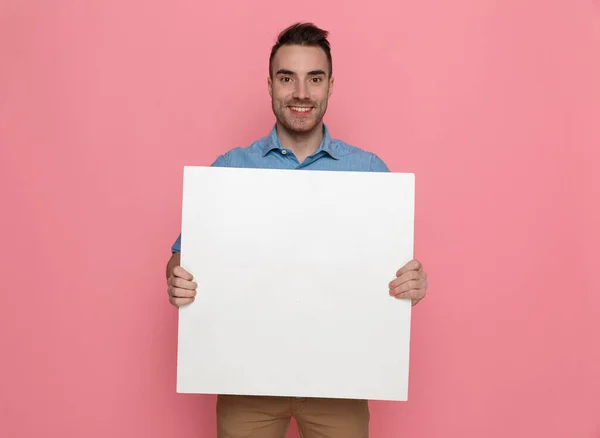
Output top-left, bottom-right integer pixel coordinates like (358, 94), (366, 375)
(276, 121), (324, 163)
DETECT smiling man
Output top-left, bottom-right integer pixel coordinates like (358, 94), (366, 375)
(166, 22), (428, 438)
(268, 41), (333, 164)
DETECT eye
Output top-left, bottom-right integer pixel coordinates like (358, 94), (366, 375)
(311, 77), (323, 83)
(280, 76), (292, 83)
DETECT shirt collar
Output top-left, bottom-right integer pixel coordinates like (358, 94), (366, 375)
(261, 123), (339, 160)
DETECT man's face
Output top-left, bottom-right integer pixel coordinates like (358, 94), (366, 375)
(268, 44), (334, 133)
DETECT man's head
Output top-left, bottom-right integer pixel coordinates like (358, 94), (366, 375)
(268, 22), (334, 134)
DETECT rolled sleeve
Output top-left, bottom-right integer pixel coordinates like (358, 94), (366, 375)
(171, 233), (181, 253)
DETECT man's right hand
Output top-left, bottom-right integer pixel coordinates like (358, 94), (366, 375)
(167, 262), (198, 307)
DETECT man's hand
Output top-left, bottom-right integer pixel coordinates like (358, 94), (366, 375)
(167, 265), (198, 307)
(389, 259), (428, 306)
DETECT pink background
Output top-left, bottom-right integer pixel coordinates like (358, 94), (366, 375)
(1, 1), (599, 437)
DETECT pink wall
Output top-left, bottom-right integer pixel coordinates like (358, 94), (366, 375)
(1, 1), (598, 437)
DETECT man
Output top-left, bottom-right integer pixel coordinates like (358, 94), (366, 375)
(166, 22), (428, 438)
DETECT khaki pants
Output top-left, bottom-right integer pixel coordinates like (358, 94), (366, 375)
(216, 395), (370, 438)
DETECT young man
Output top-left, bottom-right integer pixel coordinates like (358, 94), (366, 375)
(166, 22), (428, 438)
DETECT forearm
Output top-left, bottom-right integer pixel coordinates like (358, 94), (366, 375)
(166, 252), (181, 278)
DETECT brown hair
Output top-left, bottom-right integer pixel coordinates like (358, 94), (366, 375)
(269, 22), (333, 77)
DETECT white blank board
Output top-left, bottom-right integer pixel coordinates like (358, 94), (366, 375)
(177, 166), (415, 401)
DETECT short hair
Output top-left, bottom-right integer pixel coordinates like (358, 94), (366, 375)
(269, 22), (333, 78)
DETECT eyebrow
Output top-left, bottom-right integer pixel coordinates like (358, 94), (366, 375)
(276, 69), (327, 76)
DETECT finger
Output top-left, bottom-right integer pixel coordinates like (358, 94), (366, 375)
(395, 259), (422, 277)
(392, 287), (426, 301)
(172, 266), (193, 281)
(169, 296), (195, 307)
(169, 286), (197, 299)
(389, 270), (421, 290)
(393, 284), (426, 301)
(390, 279), (427, 298)
(169, 276), (198, 290)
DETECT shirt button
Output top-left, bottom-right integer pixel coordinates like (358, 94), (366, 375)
(282, 150), (287, 155)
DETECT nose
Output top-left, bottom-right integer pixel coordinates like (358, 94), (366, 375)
(292, 81), (309, 100)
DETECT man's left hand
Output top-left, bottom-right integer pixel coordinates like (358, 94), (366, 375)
(389, 259), (428, 306)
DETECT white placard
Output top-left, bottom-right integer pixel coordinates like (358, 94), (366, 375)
(177, 166), (415, 401)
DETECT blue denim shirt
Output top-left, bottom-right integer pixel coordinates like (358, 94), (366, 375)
(171, 124), (389, 252)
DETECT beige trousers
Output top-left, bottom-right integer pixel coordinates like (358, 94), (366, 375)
(216, 395), (370, 438)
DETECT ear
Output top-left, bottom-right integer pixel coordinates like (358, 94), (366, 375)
(328, 76), (335, 98)
(267, 76), (273, 97)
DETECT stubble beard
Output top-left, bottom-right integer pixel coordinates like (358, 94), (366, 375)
(273, 99), (328, 135)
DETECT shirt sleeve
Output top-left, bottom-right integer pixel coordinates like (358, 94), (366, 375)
(171, 233), (182, 253)
(369, 153), (390, 172)
(170, 153), (230, 253)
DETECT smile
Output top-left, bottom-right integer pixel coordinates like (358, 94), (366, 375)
(289, 106), (313, 114)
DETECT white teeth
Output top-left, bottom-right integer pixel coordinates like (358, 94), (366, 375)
(290, 107), (312, 112)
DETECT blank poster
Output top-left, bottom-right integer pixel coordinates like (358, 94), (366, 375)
(176, 166), (415, 401)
